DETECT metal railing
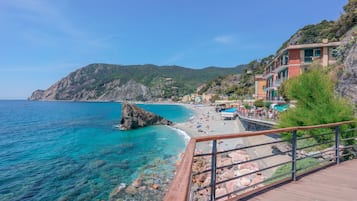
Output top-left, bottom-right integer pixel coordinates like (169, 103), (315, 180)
(165, 121), (356, 201)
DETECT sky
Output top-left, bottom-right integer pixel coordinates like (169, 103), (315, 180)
(0, 0), (348, 99)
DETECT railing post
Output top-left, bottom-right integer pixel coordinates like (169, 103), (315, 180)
(335, 126), (340, 164)
(210, 140), (217, 201)
(291, 130), (297, 181)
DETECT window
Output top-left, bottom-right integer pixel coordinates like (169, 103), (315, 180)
(305, 49), (313, 56)
(284, 53), (289, 65)
(304, 49), (313, 63)
(304, 48), (321, 63)
(314, 49), (321, 57)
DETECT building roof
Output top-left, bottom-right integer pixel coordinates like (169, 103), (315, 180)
(255, 75), (265, 80)
(286, 41), (341, 50)
(265, 40), (341, 69)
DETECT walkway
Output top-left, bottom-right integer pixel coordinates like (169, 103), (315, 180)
(244, 159), (357, 201)
(237, 113), (277, 127)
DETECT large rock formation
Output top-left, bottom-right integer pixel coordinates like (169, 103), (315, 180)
(336, 28), (357, 106)
(119, 103), (172, 130)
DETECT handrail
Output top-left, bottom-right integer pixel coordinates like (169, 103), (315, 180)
(164, 139), (196, 201)
(165, 120), (356, 201)
(195, 120), (355, 142)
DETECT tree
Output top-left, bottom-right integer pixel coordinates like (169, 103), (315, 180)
(278, 80), (290, 102)
(277, 65), (356, 143)
(244, 104), (252, 110)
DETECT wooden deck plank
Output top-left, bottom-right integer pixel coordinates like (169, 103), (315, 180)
(244, 160), (357, 201)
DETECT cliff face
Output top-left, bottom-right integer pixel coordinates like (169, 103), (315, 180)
(119, 103), (172, 130)
(336, 28), (357, 105)
(29, 90), (45, 100)
(29, 77), (155, 101)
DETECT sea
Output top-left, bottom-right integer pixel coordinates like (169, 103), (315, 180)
(0, 100), (193, 201)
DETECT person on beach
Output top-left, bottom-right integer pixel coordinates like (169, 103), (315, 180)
(268, 110), (273, 119)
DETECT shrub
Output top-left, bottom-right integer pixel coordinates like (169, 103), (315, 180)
(244, 104), (252, 110)
(264, 101), (272, 110)
(254, 99), (264, 108)
(268, 158), (320, 183)
(277, 66), (356, 143)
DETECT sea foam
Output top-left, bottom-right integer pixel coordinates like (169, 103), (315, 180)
(168, 126), (191, 144)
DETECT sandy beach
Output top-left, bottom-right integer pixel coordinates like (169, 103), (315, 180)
(172, 104), (290, 176)
(173, 104), (246, 152)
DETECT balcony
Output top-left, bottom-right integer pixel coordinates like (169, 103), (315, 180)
(165, 121), (356, 201)
(303, 56), (322, 65)
(274, 77), (288, 88)
(263, 72), (274, 79)
(264, 86), (277, 92)
(272, 65), (289, 74)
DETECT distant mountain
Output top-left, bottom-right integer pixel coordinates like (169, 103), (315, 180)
(29, 63), (246, 101)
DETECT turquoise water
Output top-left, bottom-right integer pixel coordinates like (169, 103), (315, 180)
(0, 101), (193, 201)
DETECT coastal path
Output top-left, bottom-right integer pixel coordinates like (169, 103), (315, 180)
(243, 159), (357, 201)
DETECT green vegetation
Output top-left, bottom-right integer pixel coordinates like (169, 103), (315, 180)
(277, 65), (356, 143)
(334, 0), (357, 38)
(244, 104), (252, 110)
(277, 0), (357, 53)
(198, 57), (274, 99)
(264, 101), (272, 110)
(67, 63), (245, 99)
(254, 99), (264, 108)
(277, 80), (290, 102)
(268, 158), (320, 184)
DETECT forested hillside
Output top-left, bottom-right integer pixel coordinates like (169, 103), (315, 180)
(29, 64), (245, 101)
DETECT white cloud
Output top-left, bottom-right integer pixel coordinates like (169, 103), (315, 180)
(213, 35), (236, 44)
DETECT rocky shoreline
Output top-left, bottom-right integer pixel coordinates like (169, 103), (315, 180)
(190, 149), (264, 201)
(108, 104), (246, 200)
(108, 157), (177, 201)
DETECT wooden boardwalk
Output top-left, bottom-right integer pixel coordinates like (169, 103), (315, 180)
(245, 160), (357, 201)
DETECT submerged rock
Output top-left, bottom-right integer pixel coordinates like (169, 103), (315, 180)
(88, 160), (106, 169)
(119, 102), (172, 130)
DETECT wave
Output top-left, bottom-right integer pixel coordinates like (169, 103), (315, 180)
(168, 126), (191, 144)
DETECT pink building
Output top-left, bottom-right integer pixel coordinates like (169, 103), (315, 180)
(263, 39), (340, 100)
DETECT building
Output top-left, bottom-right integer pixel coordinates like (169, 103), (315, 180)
(264, 39), (340, 100)
(254, 75), (266, 100)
